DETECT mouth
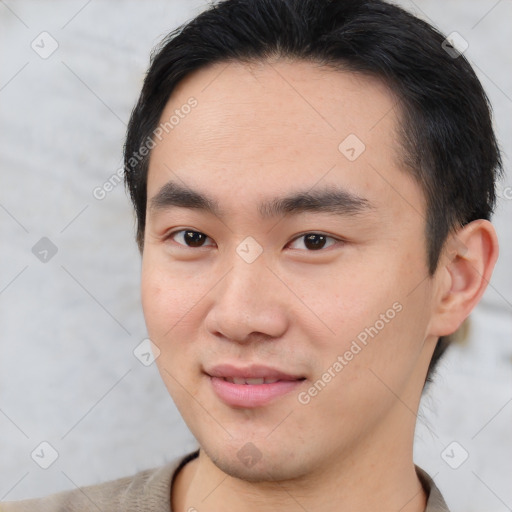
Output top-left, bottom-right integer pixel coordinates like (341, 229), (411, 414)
(219, 377), (288, 385)
(205, 364), (306, 408)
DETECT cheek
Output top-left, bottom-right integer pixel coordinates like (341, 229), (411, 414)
(141, 264), (200, 399)
(141, 252), (203, 334)
(285, 258), (391, 350)
(301, 254), (429, 374)
(140, 257), (213, 384)
(141, 266), (166, 336)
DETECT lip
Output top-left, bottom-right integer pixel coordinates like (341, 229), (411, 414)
(205, 364), (306, 408)
(206, 363), (304, 381)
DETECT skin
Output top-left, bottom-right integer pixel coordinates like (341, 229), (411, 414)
(140, 59), (499, 512)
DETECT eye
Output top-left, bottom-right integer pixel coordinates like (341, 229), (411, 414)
(168, 229), (215, 248)
(288, 233), (339, 251)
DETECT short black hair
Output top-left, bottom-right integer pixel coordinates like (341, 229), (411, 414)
(124, 0), (502, 385)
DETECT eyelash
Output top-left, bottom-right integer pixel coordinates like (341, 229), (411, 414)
(165, 229), (341, 251)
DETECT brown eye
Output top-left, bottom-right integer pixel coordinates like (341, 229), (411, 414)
(170, 230), (213, 248)
(288, 233), (338, 251)
(303, 234), (327, 250)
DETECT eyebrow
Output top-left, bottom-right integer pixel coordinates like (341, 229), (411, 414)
(148, 181), (374, 219)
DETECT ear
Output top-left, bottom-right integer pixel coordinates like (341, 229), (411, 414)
(428, 219), (499, 337)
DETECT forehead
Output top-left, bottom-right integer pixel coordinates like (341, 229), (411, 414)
(147, 59), (424, 219)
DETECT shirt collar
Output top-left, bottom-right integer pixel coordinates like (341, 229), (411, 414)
(415, 465), (450, 512)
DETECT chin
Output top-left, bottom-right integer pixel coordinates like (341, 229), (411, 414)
(201, 440), (312, 483)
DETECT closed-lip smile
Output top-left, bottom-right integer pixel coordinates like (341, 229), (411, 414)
(205, 363), (305, 381)
(205, 363), (306, 408)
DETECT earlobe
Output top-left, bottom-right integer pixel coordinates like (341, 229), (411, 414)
(428, 219), (499, 337)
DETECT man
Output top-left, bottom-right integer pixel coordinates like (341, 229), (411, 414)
(1, 0), (501, 510)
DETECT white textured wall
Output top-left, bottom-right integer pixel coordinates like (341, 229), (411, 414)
(0, 1), (510, 511)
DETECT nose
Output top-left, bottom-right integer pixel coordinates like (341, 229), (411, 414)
(204, 255), (289, 344)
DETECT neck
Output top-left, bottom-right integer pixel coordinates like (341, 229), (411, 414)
(172, 416), (427, 512)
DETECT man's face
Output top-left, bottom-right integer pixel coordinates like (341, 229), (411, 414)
(141, 59), (439, 481)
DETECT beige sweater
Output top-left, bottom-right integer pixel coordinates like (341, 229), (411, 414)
(0, 452), (450, 511)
